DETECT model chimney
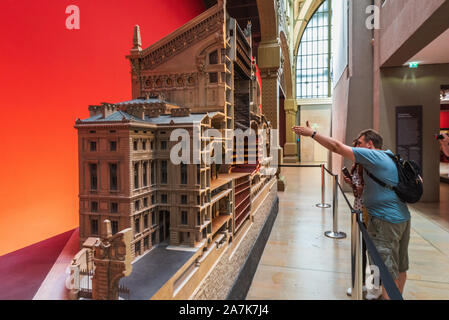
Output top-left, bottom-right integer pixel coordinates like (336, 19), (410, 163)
(131, 25), (142, 52)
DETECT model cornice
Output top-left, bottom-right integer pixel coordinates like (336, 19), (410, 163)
(130, 5), (226, 71)
(140, 4), (222, 56)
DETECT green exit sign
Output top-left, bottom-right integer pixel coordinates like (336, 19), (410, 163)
(409, 62), (419, 68)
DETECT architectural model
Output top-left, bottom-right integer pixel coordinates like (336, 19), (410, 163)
(68, 0), (278, 300)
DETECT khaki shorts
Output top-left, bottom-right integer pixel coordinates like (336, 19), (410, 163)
(367, 216), (411, 280)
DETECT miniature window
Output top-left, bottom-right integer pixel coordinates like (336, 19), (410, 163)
(151, 194), (155, 204)
(181, 163), (187, 185)
(110, 141), (117, 151)
(156, 79), (162, 87)
(135, 200), (140, 211)
(152, 211), (156, 225)
(209, 72), (218, 83)
(181, 195), (188, 204)
(134, 163), (139, 189)
(91, 219), (98, 235)
(89, 163), (98, 190)
(144, 214), (148, 229)
(143, 162), (148, 187)
(197, 195), (200, 205)
(135, 241), (141, 255)
(151, 162), (155, 185)
(209, 50), (218, 65)
(91, 201), (98, 213)
(177, 77), (184, 86)
(166, 78), (172, 86)
(143, 197), (148, 207)
(111, 221), (118, 235)
(144, 236), (149, 249)
(90, 141), (97, 151)
(161, 160), (167, 184)
(111, 202), (118, 213)
(142, 141), (146, 150)
(161, 141), (167, 150)
(197, 212), (201, 225)
(188, 77), (195, 85)
(133, 140), (138, 151)
(161, 194), (168, 203)
(135, 217), (140, 234)
(150, 141), (154, 150)
(181, 211), (188, 225)
(109, 163), (118, 191)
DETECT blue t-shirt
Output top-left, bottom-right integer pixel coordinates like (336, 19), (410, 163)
(352, 148), (410, 223)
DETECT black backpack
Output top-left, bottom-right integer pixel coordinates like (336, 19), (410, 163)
(364, 153), (423, 204)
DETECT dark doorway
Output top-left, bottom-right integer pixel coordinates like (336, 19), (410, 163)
(165, 211), (170, 239)
(159, 211), (164, 242)
(158, 210), (170, 243)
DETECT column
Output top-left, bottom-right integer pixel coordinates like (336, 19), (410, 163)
(258, 40), (285, 191)
(283, 98), (298, 163)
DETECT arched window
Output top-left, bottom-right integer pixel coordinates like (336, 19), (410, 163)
(296, 0), (332, 99)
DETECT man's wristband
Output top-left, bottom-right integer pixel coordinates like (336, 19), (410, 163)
(311, 131), (317, 139)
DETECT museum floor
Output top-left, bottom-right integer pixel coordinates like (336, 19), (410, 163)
(247, 166), (449, 300)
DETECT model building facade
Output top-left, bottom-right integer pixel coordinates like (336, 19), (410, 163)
(72, 1), (276, 299)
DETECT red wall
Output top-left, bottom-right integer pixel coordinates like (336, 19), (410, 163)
(0, 0), (204, 256)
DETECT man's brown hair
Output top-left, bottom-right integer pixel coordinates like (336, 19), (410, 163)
(357, 129), (383, 149)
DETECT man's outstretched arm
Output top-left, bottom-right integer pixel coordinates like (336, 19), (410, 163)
(292, 122), (355, 162)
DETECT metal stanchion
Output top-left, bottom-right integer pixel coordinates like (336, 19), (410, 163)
(324, 175), (347, 239)
(352, 212), (364, 300)
(316, 164), (331, 208)
(350, 210), (356, 293)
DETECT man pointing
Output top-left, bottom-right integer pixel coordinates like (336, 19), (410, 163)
(292, 122), (411, 300)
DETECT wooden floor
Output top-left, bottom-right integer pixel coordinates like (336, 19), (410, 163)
(247, 166), (449, 300)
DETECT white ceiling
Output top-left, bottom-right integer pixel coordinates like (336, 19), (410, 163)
(408, 28), (449, 65)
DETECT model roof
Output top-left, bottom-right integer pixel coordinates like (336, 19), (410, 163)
(115, 98), (176, 106)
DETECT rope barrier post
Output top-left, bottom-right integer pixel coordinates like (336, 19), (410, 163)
(316, 164), (331, 208)
(350, 210), (356, 294)
(352, 212), (364, 300)
(324, 175), (346, 239)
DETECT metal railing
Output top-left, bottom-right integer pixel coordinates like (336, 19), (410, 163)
(279, 164), (403, 300)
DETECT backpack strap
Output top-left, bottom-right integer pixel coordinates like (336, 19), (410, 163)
(364, 168), (395, 191)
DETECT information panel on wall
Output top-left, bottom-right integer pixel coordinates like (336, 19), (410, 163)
(396, 106), (423, 172)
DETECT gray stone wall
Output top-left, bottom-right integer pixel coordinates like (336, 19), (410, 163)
(193, 181), (278, 299)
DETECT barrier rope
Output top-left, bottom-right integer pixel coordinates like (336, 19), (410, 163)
(337, 180), (355, 210)
(323, 166), (337, 177)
